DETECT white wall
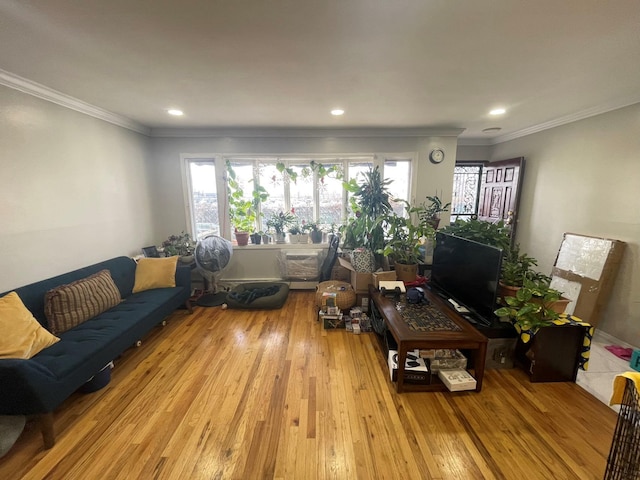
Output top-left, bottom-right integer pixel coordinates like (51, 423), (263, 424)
(489, 104), (640, 345)
(0, 86), (155, 292)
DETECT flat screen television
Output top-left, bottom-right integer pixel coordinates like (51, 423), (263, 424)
(430, 232), (503, 325)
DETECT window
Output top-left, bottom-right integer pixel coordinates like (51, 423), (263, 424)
(186, 160), (219, 239)
(451, 163), (483, 221)
(384, 159), (412, 216)
(184, 155), (414, 241)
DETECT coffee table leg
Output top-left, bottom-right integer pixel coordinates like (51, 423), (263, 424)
(397, 344), (408, 393)
(474, 342), (487, 392)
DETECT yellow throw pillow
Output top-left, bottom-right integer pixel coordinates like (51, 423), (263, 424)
(0, 292), (60, 359)
(132, 256), (179, 293)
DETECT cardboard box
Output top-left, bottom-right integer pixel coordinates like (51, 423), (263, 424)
(438, 369), (477, 392)
(429, 350), (467, 372)
(550, 233), (625, 328)
(356, 293), (369, 312)
(373, 270), (397, 288)
(388, 349), (429, 384)
(337, 257), (373, 293)
(485, 338), (517, 369)
(320, 312), (345, 329)
(330, 264), (351, 282)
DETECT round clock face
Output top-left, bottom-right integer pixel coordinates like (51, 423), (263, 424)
(429, 148), (445, 164)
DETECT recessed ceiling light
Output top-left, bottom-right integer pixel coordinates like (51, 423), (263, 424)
(482, 127), (502, 133)
(167, 109), (184, 116)
(489, 108), (506, 116)
(331, 109), (345, 116)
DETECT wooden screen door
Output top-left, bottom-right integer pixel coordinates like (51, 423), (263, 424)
(477, 157), (525, 243)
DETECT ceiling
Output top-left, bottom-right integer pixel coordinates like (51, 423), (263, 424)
(1, 0), (639, 142)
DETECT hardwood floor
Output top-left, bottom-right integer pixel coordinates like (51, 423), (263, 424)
(0, 291), (618, 479)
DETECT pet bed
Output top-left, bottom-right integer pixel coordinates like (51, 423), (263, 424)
(225, 282), (290, 310)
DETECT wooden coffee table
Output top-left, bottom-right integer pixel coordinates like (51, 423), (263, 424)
(369, 285), (488, 393)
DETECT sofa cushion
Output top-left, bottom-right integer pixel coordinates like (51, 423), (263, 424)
(44, 269), (122, 334)
(0, 292), (59, 359)
(132, 256), (178, 293)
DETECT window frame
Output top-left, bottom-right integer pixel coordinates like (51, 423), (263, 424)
(182, 153), (416, 242)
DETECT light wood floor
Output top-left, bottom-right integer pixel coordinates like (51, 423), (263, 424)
(1, 291), (618, 479)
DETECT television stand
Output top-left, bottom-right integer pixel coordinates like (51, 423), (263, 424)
(369, 285), (488, 393)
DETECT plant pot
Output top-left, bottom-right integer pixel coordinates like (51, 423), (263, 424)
(262, 234), (270, 244)
(395, 262), (418, 283)
(298, 234), (309, 244)
(179, 255), (194, 264)
(498, 282), (520, 303)
(250, 233), (262, 245)
(235, 232), (250, 246)
(275, 232), (286, 244)
(310, 231), (323, 244)
(289, 234), (299, 244)
(532, 296), (571, 314)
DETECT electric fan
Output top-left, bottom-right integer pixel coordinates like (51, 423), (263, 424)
(194, 234), (233, 307)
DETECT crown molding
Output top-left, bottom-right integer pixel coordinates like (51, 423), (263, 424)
(0, 69), (150, 135)
(149, 126), (466, 138)
(461, 97), (640, 146)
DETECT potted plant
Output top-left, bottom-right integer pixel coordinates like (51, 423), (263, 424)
(498, 244), (551, 300)
(341, 166), (393, 271)
(266, 210), (295, 244)
(494, 279), (569, 341)
(494, 279), (575, 380)
(250, 231), (262, 245)
(381, 204), (434, 282)
(413, 195), (451, 230)
(440, 218), (512, 251)
(161, 232), (195, 263)
(307, 223), (324, 244)
(288, 223), (302, 244)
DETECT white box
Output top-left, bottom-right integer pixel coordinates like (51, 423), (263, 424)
(388, 349), (429, 383)
(437, 369), (477, 392)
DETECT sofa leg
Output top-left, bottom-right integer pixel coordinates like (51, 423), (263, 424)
(186, 299), (193, 314)
(40, 412), (55, 449)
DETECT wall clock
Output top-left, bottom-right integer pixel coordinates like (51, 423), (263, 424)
(429, 148), (445, 164)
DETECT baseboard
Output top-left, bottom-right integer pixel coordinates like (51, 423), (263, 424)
(594, 330), (639, 350)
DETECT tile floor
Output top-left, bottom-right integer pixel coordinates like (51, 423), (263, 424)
(576, 330), (638, 409)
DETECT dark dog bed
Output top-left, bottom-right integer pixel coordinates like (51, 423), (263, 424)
(225, 282), (290, 310)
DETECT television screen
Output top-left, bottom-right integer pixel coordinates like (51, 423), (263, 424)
(430, 232), (503, 325)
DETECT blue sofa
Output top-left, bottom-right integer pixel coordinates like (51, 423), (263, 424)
(0, 256), (192, 448)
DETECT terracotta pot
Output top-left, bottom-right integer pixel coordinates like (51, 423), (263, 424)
(235, 232), (250, 246)
(394, 263), (418, 283)
(498, 282), (520, 303)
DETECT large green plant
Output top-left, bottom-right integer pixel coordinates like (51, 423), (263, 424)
(412, 195), (451, 228)
(494, 279), (564, 340)
(440, 218), (511, 251)
(501, 244), (551, 287)
(341, 166), (393, 252)
(226, 160), (268, 233)
(381, 204), (434, 265)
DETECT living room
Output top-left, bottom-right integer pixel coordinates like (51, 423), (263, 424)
(1, 1), (639, 478)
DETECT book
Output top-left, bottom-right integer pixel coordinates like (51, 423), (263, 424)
(437, 368), (477, 392)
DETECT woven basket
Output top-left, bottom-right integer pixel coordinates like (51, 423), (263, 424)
(315, 280), (357, 310)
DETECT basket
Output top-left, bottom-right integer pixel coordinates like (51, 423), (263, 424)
(315, 280), (356, 310)
(605, 378), (640, 479)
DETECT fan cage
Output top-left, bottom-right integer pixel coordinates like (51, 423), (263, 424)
(604, 378), (640, 480)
